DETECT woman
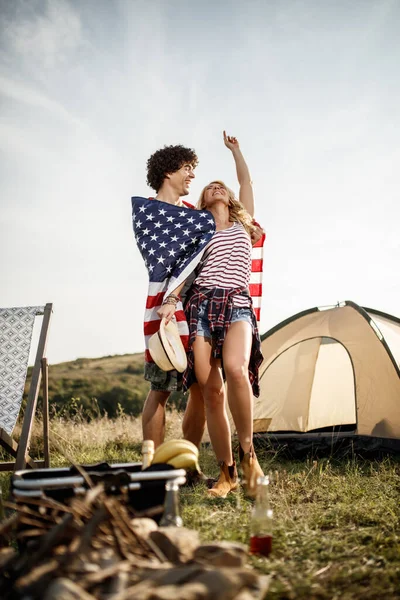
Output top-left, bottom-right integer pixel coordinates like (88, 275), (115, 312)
(159, 132), (264, 498)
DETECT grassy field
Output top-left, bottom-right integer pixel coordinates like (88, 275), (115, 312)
(1, 412), (399, 599)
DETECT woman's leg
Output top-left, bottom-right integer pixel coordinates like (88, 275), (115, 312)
(222, 321), (253, 453)
(193, 336), (233, 465)
(223, 319), (264, 497)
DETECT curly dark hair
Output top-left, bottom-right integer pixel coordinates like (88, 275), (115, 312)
(146, 144), (199, 192)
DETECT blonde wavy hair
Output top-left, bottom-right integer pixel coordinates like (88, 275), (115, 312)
(197, 180), (254, 236)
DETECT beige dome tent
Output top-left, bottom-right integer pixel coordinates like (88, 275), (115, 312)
(254, 301), (400, 453)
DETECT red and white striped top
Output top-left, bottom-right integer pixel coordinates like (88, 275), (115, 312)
(194, 222), (252, 307)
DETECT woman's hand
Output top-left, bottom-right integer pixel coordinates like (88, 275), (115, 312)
(223, 130), (240, 152)
(250, 223), (265, 246)
(157, 303), (176, 324)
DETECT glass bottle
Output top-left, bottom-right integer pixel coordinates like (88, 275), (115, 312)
(141, 440), (155, 470)
(249, 475), (273, 557)
(159, 480), (183, 527)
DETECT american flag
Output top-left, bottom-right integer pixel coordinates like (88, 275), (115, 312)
(131, 196), (265, 364)
(131, 196), (215, 362)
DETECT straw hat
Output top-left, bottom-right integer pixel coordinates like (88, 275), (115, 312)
(148, 318), (188, 373)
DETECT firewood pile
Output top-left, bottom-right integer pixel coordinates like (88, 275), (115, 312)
(0, 484), (269, 600)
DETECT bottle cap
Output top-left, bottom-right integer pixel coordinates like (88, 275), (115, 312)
(165, 480), (180, 491)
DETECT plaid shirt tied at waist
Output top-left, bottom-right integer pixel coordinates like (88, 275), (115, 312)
(182, 286), (264, 396)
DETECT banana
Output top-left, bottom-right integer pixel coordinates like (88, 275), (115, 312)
(152, 439), (199, 465)
(166, 450), (201, 472)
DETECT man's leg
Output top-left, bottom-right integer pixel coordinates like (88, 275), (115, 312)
(142, 389), (170, 448)
(182, 383), (206, 447)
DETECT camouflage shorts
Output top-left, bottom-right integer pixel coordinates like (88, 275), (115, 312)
(144, 362), (184, 392)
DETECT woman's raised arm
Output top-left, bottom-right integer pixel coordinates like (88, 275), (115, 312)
(223, 130), (254, 217)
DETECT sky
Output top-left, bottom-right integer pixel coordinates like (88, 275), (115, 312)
(1, 0), (399, 365)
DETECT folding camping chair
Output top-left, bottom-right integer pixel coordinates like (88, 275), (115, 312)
(0, 304), (53, 471)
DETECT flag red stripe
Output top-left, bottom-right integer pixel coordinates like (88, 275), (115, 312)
(253, 307), (261, 321)
(249, 283), (262, 296)
(252, 259), (263, 272)
(144, 320), (161, 336)
(146, 292), (165, 309)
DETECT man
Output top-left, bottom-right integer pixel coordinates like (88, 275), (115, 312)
(134, 143), (264, 449)
(140, 144), (208, 449)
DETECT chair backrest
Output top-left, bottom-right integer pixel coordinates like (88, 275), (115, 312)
(0, 304), (53, 472)
(0, 306), (48, 435)
(0, 306), (44, 435)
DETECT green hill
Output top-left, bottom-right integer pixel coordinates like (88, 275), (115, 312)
(26, 353), (188, 419)
(26, 353), (149, 419)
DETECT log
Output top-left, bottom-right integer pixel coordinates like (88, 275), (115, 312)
(44, 577), (97, 600)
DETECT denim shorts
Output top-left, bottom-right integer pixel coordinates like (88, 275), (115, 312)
(196, 300), (253, 339)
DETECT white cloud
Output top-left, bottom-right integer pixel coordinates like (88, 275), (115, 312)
(2, 0), (84, 69)
(0, 74), (82, 125)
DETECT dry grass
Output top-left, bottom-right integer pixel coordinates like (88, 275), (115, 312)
(25, 409), (185, 467)
(1, 411), (400, 599)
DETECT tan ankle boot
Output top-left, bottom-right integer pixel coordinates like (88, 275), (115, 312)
(207, 461), (239, 498)
(239, 446), (264, 498)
